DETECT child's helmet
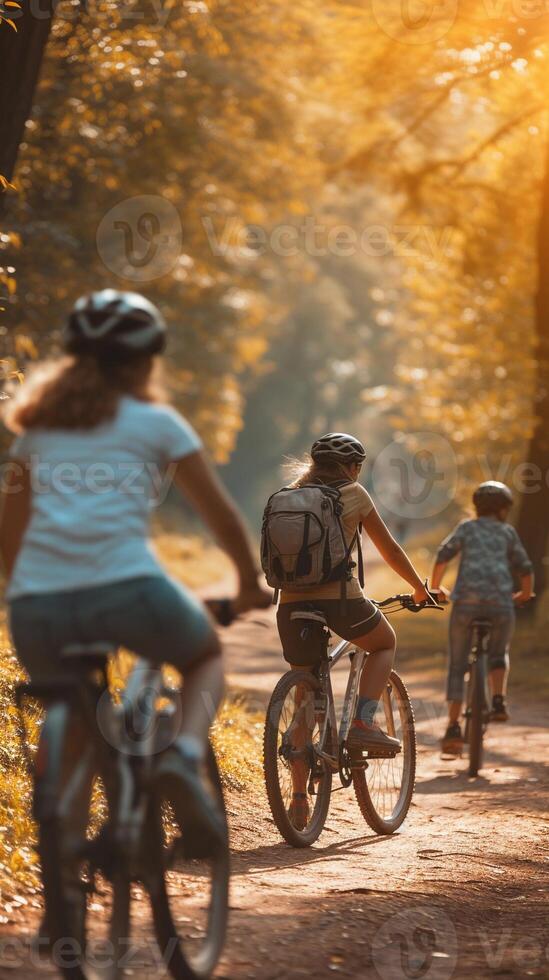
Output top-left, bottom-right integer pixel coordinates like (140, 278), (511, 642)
(472, 481), (513, 508)
(311, 432), (366, 464)
(65, 289), (166, 358)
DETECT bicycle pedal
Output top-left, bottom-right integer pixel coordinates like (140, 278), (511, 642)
(366, 749), (399, 759)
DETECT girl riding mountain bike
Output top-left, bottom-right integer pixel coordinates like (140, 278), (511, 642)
(0, 289), (271, 853)
(268, 433), (431, 779)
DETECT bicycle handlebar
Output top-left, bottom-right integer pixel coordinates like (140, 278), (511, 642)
(374, 591), (445, 614)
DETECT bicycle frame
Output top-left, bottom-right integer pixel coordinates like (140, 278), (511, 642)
(312, 636), (397, 774)
(17, 654), (177, 870)
(465, 621), (491, 717)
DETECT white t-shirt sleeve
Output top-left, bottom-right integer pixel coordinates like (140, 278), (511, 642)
(155, 407), (202, 465)
(356, 484), (375, 521)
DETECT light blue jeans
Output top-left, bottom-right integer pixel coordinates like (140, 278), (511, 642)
(447, 602), (515, 702)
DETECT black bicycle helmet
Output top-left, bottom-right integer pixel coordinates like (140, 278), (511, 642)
(65, 289), (166, 358)
(311, 432), (366, 465)
(472, 481), (513, 508)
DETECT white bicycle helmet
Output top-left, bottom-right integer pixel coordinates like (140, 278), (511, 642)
(311, 432), (366, 464)
(473, 481), (513, 507)
(65, 289), (166, 358)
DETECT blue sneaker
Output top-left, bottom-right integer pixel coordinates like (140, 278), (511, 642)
(154, 747), (227, 859)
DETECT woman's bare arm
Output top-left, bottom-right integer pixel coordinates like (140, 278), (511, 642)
(362, 506), (429, 601)
(173, 450), (271, 610)
(0, 462), (31, 580)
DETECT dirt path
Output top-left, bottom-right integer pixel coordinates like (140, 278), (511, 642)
(2, 608), (548, 979)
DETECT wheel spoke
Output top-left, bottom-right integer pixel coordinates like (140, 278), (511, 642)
(265, 671), (333, 845)
(354, 672), (416, 834)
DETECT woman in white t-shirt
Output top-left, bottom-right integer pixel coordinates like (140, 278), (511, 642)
(0, 289), (270, 848)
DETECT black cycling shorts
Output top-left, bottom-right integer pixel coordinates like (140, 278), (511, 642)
(277, 597), (382, 667)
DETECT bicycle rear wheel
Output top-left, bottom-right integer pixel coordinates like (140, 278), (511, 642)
(263, 669), (333, 848)
(147, 743), (229, 980)
(36, 705), (130, 980)
(467, 661), (485, 777)
(352, 671), (416, 835)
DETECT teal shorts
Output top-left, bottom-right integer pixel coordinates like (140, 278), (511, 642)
(8, 575), (217, 680)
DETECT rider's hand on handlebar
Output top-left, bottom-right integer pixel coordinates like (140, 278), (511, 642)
(413, 583), (432, 606)
(234, 578), (273, 615)
(513, 590), (535, 607)
(431, 586), (450, 604)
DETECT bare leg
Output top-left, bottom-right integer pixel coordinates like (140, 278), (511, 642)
(178, 633), (225, 746)
(354, 617), (396, 701)
(488, 666), (507, 697)
(286, 664), (314, 798)
(448, 700), (462, 725)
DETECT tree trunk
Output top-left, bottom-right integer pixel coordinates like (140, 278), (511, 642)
(516, 131), (549, 593)
(0, 1), (55, 182)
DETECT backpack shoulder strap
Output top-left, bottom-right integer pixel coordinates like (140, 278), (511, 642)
(356, 522), (365, 589)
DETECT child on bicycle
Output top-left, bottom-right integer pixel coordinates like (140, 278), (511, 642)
(431, 481), (534, 755)
(0, 289), (270, 849)
(272, 434), (430, 773)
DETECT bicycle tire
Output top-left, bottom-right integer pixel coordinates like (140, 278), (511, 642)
(37, 707), (130, 980)
(352, 671), (416, 835)
(468, 661), (484, 777)
(148, 743), (229, 980)
(263, 669), (332, 848)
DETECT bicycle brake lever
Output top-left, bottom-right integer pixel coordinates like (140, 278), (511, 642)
(419, 600), (445, 612)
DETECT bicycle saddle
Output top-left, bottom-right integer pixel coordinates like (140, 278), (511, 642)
(289, 609), (328, 626)
(60, 642), (116, 665)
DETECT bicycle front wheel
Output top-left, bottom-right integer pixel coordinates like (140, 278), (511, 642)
(147, 743), (229, 980)
(263, 669), (333, 848)
(352, 671), (416, 835)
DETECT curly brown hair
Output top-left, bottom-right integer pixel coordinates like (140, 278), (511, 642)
(4, 354), (163, 433)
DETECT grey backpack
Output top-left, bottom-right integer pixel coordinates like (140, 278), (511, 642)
(261, 481), (364, 602)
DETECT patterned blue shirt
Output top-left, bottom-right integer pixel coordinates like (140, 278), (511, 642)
(436, 517), (533, 609)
